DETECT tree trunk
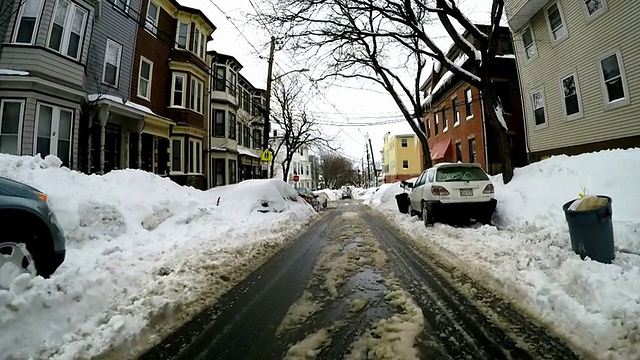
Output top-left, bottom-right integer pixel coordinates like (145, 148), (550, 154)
(418, 132), (432, 171)
(481, 88), (514, 184)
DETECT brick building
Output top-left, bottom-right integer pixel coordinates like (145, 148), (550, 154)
(421, 25), (528, 175)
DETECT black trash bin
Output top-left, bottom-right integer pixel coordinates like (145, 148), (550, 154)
(395, 193), (410, 214)
(562, 195), (615, 264)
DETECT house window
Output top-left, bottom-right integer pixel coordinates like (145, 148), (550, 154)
(243, 125), (250, 147)
(47, 0), (88, 60)
(546, 2), (567, 42)
(253, 129), (262, 149)
(599, 52), (629, 107)
(434, 113), (439, 135)
(464, 88), (473, 118)
(101, 39), (122, 87)
(252, 96), (262, 116)
(522, 27), (537, 60)
(242, 90), (250, 112)
(0, 100), (25, 155)
(145, 1), (159, 33)
(228, 71), (236, 96)
(237, 121), (242, 142)
(468, 138), (477, 163)
(455, 142), (462, 162)
(584, 0), (607, 18)
(401, 138), (408, 147)
(171, 139), (183, 172)
(442, 109), (448, 132)
(171, 73), (185, 107)
(214, 66), (226, 91)
(137, 57), (153, 100)
(34, 103), (73, 166)
(189, 139), (202, 174)
(531, 90), (547, 126)
(176, 21), (189, 48)
(13, 0), (43, 44)
(452, 97), (460, 126)
(229, 159), (237, 184)
(561, 74), (582, 118)
(213, 109), (225, 137)
(189, 77), (204, 113)
(113, 0), (130, 12)
(198, 30), (206, 58)
(426, 118), (431, 138)
(193, 27), (206, 58)
(402, 160), (408, 169)
(213, 158), (225, 186)
(228, 113), (236, 140)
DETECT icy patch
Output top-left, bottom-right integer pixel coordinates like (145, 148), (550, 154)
(284, 324), (341, 360)
(277, 290), (322, 334)
(346, 287), (424, 360)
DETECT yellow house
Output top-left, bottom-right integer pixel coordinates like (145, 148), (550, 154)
(382, 132), (423, 183)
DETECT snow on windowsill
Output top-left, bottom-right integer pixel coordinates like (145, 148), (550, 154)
(0, 68), (29, 76)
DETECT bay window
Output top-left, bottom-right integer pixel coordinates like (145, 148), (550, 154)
(13, 0), (43, 44)
(48, 0), (88, 60)
(0, 100), (25, 155)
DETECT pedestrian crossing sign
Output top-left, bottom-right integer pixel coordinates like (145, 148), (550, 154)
(261, 149), (273, 162)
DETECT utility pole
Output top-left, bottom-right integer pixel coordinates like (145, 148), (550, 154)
(366, 145), (371, 188)
(368, 136), (377, 187)
(360, 157), (364, 187)
(262, 36), (276, 179)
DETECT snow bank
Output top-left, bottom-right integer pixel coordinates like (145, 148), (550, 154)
(314, 189), (340, 201)
(0, 154), (315, 360)
(494, 148), (640, 251)
(363, 183), (405, 210)
(366, 149), (640, 359)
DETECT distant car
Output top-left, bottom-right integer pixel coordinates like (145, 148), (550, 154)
(341, 188), (352, 200)
(296, 187), (321, 211)
(407, 163), (496, 226)
(0, 177), (65, 279)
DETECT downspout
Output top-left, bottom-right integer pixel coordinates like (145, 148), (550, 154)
(479, 91), (489, 171)
(511, 30), (532, 162)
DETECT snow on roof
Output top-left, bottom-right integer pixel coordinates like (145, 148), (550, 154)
(0, 68), (29, 76)
(430, 70), (455, 97)
(87, 94), (157, 117)
(238, 147), (260, 158)
(496, 54), (516, 59)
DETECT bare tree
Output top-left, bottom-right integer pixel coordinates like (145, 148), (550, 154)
(319, 151), (355, 188)
(270, 75), (337, 181)
(259, 0), (516, 183)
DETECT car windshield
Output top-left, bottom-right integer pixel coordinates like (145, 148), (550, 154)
(436, 166), (489, 182)
(297, 188), (312, 196)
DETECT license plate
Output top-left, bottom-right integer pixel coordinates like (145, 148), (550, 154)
(460, 189), (473, 196)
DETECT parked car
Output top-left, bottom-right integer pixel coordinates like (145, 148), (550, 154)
(296, 187), (321, 211)
(0, 177), (65, 279)
(341, 188), (352, 199)
(407, 163), (496, 226)
(313, 191), (329, 209)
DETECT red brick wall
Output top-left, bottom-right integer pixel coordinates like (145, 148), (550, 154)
(423, 84), (488, 171)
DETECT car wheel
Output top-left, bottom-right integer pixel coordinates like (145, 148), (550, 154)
(0, 242), (38, 287)
(0, 213), (54, 278)
(422, 202), (434, 227)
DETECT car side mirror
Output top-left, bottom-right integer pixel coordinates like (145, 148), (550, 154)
(401, 181), (413, 189)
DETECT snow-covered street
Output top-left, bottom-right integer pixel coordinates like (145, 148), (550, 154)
(361, 148), (640, 360)
(0, 154), (316, 360)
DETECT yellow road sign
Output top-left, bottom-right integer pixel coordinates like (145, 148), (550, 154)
(261, 149), (273, 162)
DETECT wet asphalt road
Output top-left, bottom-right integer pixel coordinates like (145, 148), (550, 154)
(139, 201), (580, 360)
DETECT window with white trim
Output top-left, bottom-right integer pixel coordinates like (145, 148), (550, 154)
(213, 109), (225, 137)
(531, 90), (547, 126)
(171, 139), (183, 172)
(189, 77), (203, 113)
(599, 52), (629, 106)
(465, 88), (473, 118)
(144, 1), (159, 34)
(228, 112), (236, 139)
(401, 138), (408, 147)
(13, 0), (43, 44)
(584, 0), (607, 18)
(171, 73), (186, 107)
(402, 160), (408, 169)
(546, 2), (567, 42)
(561, 74), (582, 119)
(102, 39), (122, 87)
(113, 0), (130, 13)
(214, 66), (226, 91)
(434, 113), (439, 135)
(35, 103), (73, 166)
(228, 71), (237, 95)
(193, 27), (206, 59)
(442, 108), (448, 132)
(468, 138), (477, 163)
(522, 26), (537, 60)
(452, 97), (460, 126)
(0, 100), (25, 155)
(176, 21), (189, 49)
(47, 0), (88, 60)
(137, 57), (153, 100)
(189, 139), (202, 174)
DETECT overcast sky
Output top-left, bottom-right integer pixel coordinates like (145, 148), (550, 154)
(179, 0), (498, 167)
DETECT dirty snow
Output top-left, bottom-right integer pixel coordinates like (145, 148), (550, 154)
(278, 290), (322, 334)
(284, 326), (336, 360)
(363, 148), (640, 360)
(0, 154), (315, 360)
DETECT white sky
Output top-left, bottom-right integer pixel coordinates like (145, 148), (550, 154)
(179, 0), (498, 167)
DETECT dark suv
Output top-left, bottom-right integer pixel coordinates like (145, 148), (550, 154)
(0, 177), (66, 278)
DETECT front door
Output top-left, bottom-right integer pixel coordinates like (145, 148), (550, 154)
(90, 121), (121, 173)
(35, 104), (73, 166)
